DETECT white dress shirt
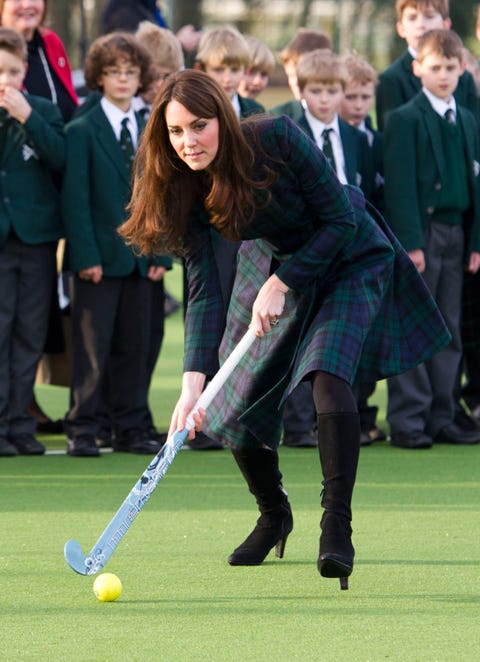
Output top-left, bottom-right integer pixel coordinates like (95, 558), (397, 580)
(422, 86), (457, 122)
(231, 93), (241, 118)
(304, 110), (348, 184)
(100, 96), (139, 149)
(131, 95), (152, 120)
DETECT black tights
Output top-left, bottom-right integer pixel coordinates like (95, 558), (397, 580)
(312, 371), (357, 415)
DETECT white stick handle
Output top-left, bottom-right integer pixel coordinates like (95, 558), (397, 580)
(184, 327), (257, 429)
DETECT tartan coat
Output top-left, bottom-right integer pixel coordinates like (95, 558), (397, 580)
(182, 115), (450, 449)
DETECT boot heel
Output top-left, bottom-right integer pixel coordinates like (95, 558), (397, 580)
(229, 448), (293, 566)
(275, 534), (289, 559)
(339, 577), (348, 590)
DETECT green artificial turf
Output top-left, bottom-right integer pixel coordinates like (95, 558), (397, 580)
(1, 447), (480, 661)
(2, 263), (480, 660)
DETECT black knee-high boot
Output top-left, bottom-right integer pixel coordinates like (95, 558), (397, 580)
(317, 412), (360, 589)
(228, 447), (293, 565)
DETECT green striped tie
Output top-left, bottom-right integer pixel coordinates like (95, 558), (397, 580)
(119, 117), (135, 169)
(321, 128), (337, 173)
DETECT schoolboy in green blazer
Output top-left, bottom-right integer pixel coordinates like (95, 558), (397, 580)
(384, 30), (480, 449)
(294, 50), (374, 202)
(0, 28), (64, 457)
(0, 93), (63, 247)
(62, 33), (171, 457)
(376, 0), (479, 131)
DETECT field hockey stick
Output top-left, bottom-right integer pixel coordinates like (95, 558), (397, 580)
(64, 327), (258, 576)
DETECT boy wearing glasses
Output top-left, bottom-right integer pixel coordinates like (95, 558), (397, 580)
(62, 32), (172, 457)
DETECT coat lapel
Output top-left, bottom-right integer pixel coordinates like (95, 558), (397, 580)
(1, 119), (29, 164)
(92, 106), (130, 185)
(457, 108), (479, 216)
(457, 109), (476, 182)
(415, 92), (446, 181)
(339, 120), (355, 185)
(401, 51), (421, 97)
(296, 113), (315, 141)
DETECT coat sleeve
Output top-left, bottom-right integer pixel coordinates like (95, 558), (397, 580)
(23, 97), (65, 171)
(182, 221), (226, 376)
(61, 119), (102, 271)
(383, 108), (425, 252)
(463, 110), (480, 255)
(376, 68), (405, 133)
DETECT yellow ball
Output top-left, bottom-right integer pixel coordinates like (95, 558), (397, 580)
(93, 573), (122, 602)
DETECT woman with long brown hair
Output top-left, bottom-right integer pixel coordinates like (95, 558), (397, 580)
(121, 70), (449, 589)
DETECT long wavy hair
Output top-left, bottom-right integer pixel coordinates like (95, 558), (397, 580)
(120, 69), (266, 256)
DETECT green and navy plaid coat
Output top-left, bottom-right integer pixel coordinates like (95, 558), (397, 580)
(182, 116), (450, 449)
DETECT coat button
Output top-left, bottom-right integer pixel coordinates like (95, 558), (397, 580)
(434, 182), (441, 190)
(426, 206), (434, 215)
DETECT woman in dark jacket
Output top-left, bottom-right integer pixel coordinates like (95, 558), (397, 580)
(120, 70), (450, 589)
(0, 0), (77, 121)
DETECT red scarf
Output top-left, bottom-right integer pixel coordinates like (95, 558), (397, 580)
(39, 27), (78, 105)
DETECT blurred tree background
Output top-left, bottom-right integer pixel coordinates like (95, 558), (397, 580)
(49, 0), (480, 71)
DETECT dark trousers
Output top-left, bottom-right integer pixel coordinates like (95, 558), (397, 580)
(352, 379), (378, 432)
(0, 238), (56, 438)
(65, 273), (152, 439)
(387, 222), (463, 437)
(282, 382), (316, 436)
(461, 270), (480, 409)
(141, 279), (165, 429)
(97, 278), (165, 433)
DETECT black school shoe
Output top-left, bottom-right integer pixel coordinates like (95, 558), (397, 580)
(454, 408), (480, 431)
(10, 434), (45, 455)
(282, 431), (317, 447)
(390, 431), (433, 449)
(434, 423), (480, 445)
(67, 435), (100, 457)
(144, 426), (168, 447)
(187, 431), (224, 450)
(0, 437), (18, 456)
(113, 429), (163, 454)
(95, 427), (114, 449)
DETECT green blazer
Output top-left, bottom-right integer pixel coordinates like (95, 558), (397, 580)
(238, 94), (265, 118)
(62, 102), (171, 276)
(268, 98), (304, 121)
(384, 91), (480, 256)
(376, 50), (479, 131)
(0, 94), (64, 247)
